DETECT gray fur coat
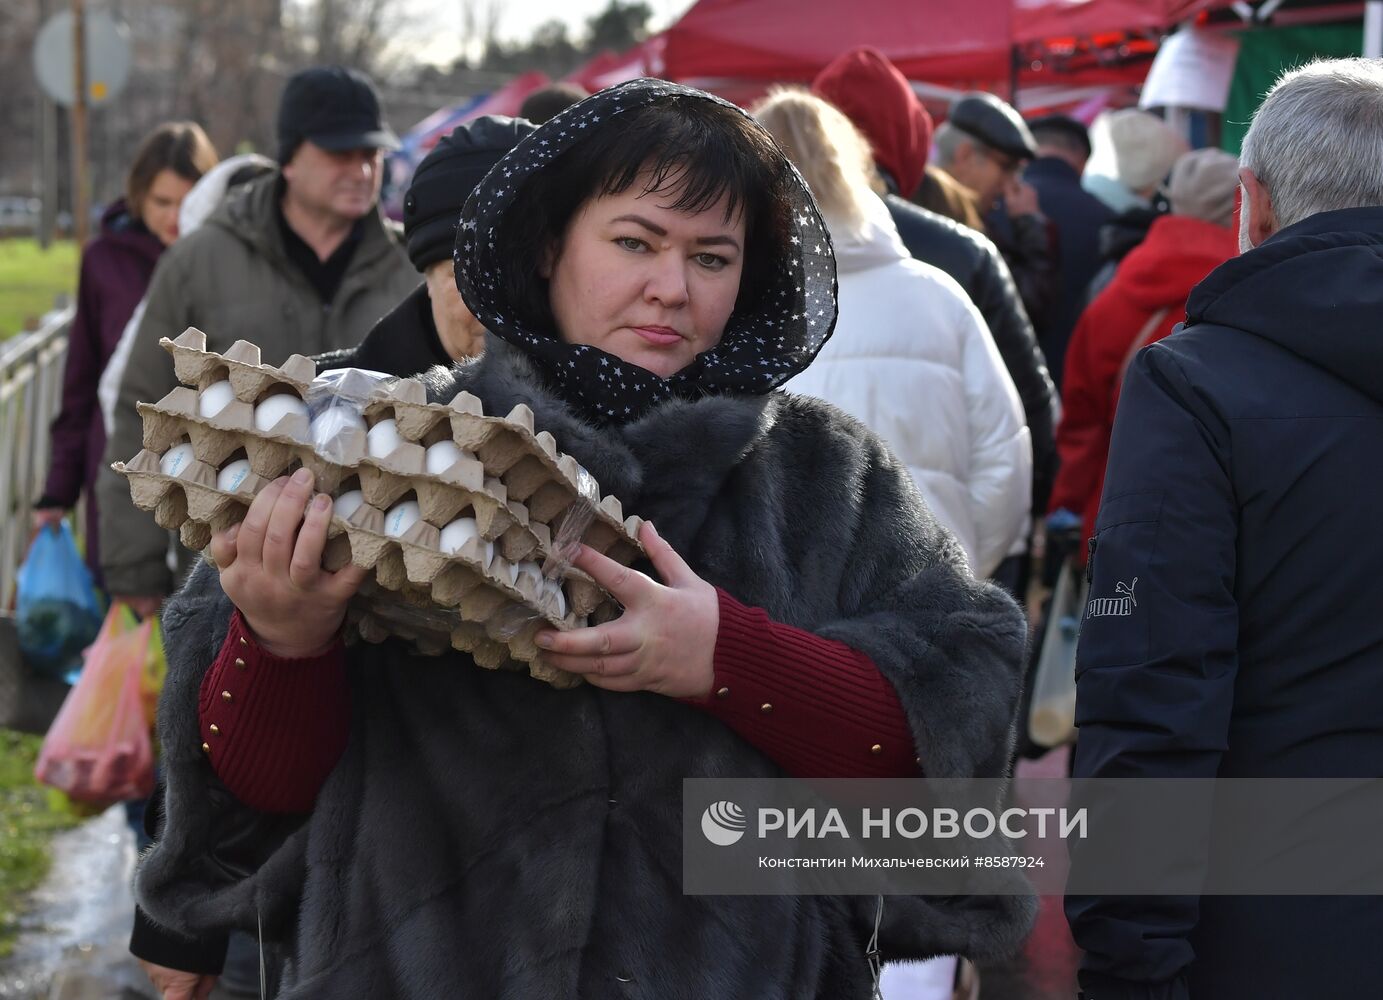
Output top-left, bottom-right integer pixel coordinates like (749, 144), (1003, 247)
(136, 337), (1035, 997)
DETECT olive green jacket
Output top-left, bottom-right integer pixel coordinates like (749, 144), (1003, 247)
(96, 173), (417, 596)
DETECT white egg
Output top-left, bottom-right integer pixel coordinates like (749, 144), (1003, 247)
(198, 380), (236, 419)
(367, 418), (403, 458)
(333, 490), (365, 520)
(424, 440), (463, 475)
(253, 393), (308, 433)
(515, 560), (544, 592)
(216, 458), (253, 492)
(383, 499), (421, 538)
(439, 517), (494, 565)
(438, 516), (478, 553)
(159, 442), (197, 477)
(542, 578), (567, 618)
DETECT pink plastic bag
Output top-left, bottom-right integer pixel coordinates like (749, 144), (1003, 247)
(35, 604), (155, 804)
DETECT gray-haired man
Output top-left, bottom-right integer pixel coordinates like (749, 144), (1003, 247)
(1067, 57), (1383, 999)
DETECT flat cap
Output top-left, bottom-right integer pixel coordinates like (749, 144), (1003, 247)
(949, 92), (1038, 160)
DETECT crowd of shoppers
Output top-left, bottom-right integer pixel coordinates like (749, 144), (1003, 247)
(22, 43), (1380, 1000)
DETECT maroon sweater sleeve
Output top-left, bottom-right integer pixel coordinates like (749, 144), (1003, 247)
(682, 588), (922, 779)
(200, 591), (919, 807)
(198, 611), (350, 814)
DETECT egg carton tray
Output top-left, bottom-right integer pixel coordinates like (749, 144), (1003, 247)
(111, 328), (656, 684)
(163, 327), (316, 400)
(363, 377), (641, 564)
(117, 449), (599, 678)
(134, 387), (548, 564)
(156, 328), (643, 565)
(345, 583), (583, 689)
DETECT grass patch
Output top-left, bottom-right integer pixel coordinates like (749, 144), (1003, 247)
(0, 239), (78, 340)
(0, 728), (82, 957)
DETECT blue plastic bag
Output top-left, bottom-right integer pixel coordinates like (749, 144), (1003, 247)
(16, 522), (104, 680)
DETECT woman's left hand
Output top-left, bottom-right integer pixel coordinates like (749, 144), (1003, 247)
(535, 521), (718, 699)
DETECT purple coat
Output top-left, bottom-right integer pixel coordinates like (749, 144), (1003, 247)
(41, 200), (165, 585)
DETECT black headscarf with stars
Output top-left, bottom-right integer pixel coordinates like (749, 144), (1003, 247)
(454, 78), (838, 426)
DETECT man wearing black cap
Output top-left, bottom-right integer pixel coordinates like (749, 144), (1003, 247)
(97, 67), (417, 635)
(1023, 114), (1114, 385)
(317, 116), (536, 378)
(115, 65), (417, 1000)
(931, 92), (1059, 334)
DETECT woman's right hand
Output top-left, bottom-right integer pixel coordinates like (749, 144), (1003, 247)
(138, 961), (216, 999)
(209, 467), (366, 658)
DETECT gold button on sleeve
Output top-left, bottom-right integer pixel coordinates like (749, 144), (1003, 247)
(239, 635), (248, 647)
(715, 687), (730, 699)
(209, 724), (220, 735)
(234, 657), (246, 670)
(870, 744), (883, 755)
(201, 742), (210, 753)
(760, 703), (773, 714)
(221, 690), (233, 703)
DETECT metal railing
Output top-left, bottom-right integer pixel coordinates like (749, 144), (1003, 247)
(0, 306), (75, 609)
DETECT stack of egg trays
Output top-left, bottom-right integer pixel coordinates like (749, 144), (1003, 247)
(114, 327), (646, 684)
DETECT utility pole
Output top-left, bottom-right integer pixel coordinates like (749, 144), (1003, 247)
(70, 0), (89, 248)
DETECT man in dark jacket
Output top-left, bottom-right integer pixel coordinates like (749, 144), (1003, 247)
(1023, 115), (1113, 386)
(1066, 57), (1383, 999)
(96, 66), (417, 614)
(811, 48), (1059, 509)
(933, 93), (1060, 335)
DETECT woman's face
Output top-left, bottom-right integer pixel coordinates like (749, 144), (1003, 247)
(545, 179), (746, 378)
(141, 168), (196, 246)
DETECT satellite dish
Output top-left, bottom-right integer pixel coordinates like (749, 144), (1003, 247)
(33, 10), (132, 107)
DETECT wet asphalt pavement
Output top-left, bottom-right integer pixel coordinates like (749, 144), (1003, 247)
(0, 806), (153, 1000)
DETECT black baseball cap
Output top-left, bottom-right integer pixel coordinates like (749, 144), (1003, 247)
(276, 65), (399, 164)
(949, 92), (1038, 161)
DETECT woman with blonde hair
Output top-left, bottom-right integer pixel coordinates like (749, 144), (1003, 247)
(756, 89), (1031, 581)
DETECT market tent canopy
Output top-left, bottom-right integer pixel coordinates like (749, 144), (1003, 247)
(663, 0), (1232, 83)
(664, 0), (1012, 81)
(1014, 0), (1230, 41)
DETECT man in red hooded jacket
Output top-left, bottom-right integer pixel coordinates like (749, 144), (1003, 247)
(1048, 148), (1241, 552)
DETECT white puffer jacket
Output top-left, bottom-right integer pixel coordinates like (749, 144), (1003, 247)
(787, 198), (1031, 577)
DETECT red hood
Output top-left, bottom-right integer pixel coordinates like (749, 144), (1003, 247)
(812, 47), (932, 197)
(1111, 214), (1239, 311)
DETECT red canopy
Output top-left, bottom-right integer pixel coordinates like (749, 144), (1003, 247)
(665, 0), (1013, 82)
(663, 0), (1232, 84)
(1014, 1), (1228, 41)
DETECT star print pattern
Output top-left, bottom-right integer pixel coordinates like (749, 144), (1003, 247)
(453, 78), (838, 426)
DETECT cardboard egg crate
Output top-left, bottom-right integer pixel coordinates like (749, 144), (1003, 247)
(112, 328), (647, 685)
(361, 377), (642, 566)
(131, 386), (548, 566)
